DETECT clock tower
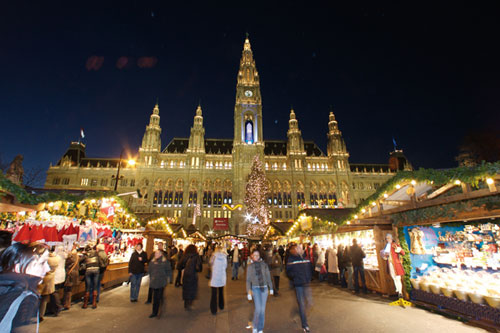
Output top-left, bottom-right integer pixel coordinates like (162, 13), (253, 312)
(232, 36), (265, 229)
(233, 36), (263, 146)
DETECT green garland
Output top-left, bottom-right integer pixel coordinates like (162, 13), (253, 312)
(0, 172), (37, 204)
(391, 194), (500, 226)
(0, 171), (140, 227)
(397, 228), (412, 293)
(339, 161), (500, 226)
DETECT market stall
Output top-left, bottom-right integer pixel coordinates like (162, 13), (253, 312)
(0, 174), (144, 301)
(333, 222), (396, 295)
(334, 162), (500, 329)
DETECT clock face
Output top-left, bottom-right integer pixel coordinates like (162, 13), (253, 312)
(245, 90), (253, 97)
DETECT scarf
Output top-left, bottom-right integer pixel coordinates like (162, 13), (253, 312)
(254, 261), (265, 291)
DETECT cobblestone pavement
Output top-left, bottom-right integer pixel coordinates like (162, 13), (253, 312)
(41, 266), (486, 333)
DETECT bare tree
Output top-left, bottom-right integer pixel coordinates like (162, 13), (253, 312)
(23, 166), (45, 188)
(0, 154), (9, 172)
(456, 130), (500, 166)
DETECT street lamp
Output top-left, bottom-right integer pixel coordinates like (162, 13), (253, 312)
(112, 150), (136, 192)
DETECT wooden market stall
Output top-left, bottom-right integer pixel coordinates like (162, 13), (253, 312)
(294, 208), (397, 295)
(338, 163), (500, 329)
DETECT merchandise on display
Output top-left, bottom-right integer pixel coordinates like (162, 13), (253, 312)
(335, 230), (379, 269)
(405, 222), (500, 308)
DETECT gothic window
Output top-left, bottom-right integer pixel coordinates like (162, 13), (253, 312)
(130, 179), (135, 187)
(153, 191), (158, 207)
(245, 120), (254, 144)
(81, 178), (89, 186)
(62, 178), (70, 185)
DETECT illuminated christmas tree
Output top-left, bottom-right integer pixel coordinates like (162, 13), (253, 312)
(244, 155), (270, 236)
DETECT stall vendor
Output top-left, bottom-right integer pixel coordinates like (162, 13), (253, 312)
(381, 233), (405, 298)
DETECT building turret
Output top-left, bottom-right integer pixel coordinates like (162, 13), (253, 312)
(389, 150), (413, 171)
(287, 109), (305, 156)
(327, 110), (349, 170)
(188, 104), (205, 154)
(139, 102), (162, 166)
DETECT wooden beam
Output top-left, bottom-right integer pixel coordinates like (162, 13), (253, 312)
(427, 183), (454, 199)
(384, 200), (409, 206)
(375, 188), (499, 216)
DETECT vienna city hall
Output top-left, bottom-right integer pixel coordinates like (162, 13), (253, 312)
(44, 37), (411, 234)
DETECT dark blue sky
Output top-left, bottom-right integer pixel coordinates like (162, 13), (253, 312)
(1, 2), (499, 178)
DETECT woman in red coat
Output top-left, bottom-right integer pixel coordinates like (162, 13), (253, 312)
(381, 233), (405, 297)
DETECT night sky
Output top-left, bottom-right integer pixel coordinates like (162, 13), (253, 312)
(1, 2), (499, 181)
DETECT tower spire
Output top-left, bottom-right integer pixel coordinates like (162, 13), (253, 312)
(287, 108), (305, 156)
(326, 107), (349, 169)
(234, 35), (263, 145)
(188, 104), (205, 153)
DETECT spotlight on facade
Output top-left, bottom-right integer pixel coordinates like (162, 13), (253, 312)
(128, 159), (136, 166)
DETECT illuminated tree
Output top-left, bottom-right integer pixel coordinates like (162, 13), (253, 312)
(244, 155), (270, 236)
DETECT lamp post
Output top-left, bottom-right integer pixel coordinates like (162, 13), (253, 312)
(112, 149), (136, 192)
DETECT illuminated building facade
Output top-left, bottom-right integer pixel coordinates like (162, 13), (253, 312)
(45, 37), (411, 233)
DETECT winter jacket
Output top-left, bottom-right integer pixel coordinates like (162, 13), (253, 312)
(246, 260), (273, 293)
(38, 254), (59, 295)
(178, 253), (202, 300)
(350, 244), (366, 267)
(83, 250), (100, 272)
(148, 257), (172, 289)
(209, 252), (227, 288)
(64, 253), (80, 287)
(342, 247), (353, 267)
(0, 272), (40, 333)
(270, 253), (283, 277)
(53, 252), (66, 285)
(128, 250), (148, 274)
(327, 247), (339, 273)
(315, 249), (326, 272)
(286, 254), (312, 287)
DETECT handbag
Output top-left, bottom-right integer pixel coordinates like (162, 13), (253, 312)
(320, 264), (327, 275)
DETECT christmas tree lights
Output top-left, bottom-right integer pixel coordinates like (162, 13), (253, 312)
(244, 155), (270, 236)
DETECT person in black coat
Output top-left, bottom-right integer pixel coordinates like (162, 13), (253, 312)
(286, 244), (312, 332)
(128, 243), (148, 302)
(177, 245), (202, 310)
(174, 245), (184, 287)
(350, 239), (367, 294)
(337, 244), (347, 288)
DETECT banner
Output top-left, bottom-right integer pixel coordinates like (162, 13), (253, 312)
(213, 218), (229, 230)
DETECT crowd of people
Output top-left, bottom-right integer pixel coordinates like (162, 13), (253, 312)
(0, 227), (372, 333)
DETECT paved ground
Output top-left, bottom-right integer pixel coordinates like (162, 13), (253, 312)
(41, 265), (487, 333)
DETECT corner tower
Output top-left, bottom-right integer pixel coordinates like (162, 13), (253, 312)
(139, 102), (162, 166)
(327, 109), (350, 170)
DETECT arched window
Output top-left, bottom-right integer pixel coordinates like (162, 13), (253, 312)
(245, 120), (254, 144)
